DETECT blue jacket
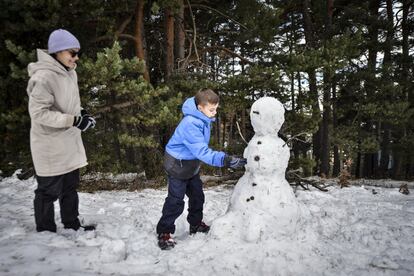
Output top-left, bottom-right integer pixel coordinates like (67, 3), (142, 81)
(166, 97), (225, 167)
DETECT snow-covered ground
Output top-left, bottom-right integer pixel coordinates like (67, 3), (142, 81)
(0, 174), (413, 276)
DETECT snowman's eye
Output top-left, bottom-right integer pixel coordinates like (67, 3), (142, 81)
(253, 111), (260, 114)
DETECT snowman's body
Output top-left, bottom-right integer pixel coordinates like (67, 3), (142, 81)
(211, 97), (300, 242)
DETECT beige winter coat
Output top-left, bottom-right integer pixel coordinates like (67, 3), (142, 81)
(27, 49), (87, 176)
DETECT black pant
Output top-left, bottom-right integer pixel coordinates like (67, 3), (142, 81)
(34, 169), (81, 232)
(156, 173), (205, 234)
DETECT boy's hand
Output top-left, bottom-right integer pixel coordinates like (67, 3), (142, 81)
(224, 155), (247, 169)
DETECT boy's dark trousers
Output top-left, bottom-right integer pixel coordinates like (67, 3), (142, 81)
(34, 169), (81, 232)
(156, 173), (205, 234)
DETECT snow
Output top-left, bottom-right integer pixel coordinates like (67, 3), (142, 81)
(1, 99), (414, 275)
(1, 174), (413, 275)
(250, 96), (285, 136)
(1, 97), (413, 275)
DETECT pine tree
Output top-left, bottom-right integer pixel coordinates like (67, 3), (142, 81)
(79, 42), (181, 176)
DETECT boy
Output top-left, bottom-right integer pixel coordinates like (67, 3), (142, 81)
(156, 88), (246, 250)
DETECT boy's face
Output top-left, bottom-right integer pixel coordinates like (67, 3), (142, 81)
(198, 102), (219, 118)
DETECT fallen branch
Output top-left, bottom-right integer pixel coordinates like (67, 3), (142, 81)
(201, 171), (244, 185)
(287, 170), (329, 192)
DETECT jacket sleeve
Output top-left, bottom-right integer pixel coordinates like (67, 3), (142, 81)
(27, 76), (75, 128)
(182, 121), (225, 167)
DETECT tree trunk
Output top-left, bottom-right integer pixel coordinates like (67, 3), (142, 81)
(402, 0), (411, 103)
(402, 0), (413, 179)
(241, 108), (246, 141)
(175, 0), (185, 70)
(297, 71), (303, 111)
(134, 0), (150, 82)
(222, 115), (226, 147)
(356, 151), (361, 178)
(393, 154), (404, 180)
(214, 116), (220, 146)
(320, 0), (334, 176)
(164, 7), (174, 81)
(320, 80), (331, 176)
(363, 0), (380, 178)
(228, 114), (234, 147)
(379, 0), (394, 177)
(332, 81), (340, 176)
(302, 0), (321, 174)
(291, 71), (295, 112)
(379, 125), (391, 177)
(364, 153), (374, 178)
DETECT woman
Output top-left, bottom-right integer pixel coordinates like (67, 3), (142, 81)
(27, 29), (96, 232)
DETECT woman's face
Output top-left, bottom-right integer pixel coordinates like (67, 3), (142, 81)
(55, 48), (80, 69)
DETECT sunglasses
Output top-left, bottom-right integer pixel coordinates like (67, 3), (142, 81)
(68, 50), (81, 58)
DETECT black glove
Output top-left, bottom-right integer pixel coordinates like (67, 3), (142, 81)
(73, 115), (96, 131)
(80, 108), (89, 117)
(224, 155), (247, 169)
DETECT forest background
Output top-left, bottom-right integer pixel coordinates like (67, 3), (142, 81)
(1, 0), (413, 180)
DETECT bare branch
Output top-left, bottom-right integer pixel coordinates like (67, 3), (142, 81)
(115, 16), (133, 38)
(186, 0), (200, 61)
(93, 15), (133, 43)
(200, 46), (254, 64)
(283, 132), (311, 147)
(236, 121), (249, 145)
(189, 4), (248, 30)
(118, 34), (138, 43)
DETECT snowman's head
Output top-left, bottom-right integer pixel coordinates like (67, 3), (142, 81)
(250, 97), (285, 135)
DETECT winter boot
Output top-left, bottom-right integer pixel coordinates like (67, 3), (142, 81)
(189, 221), (210, 235)
(64, 224), (96, 231)
(158, 233), (176, 250)
(81, 225), (96, 231)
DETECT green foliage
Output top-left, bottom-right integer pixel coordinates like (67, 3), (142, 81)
(284, 111), (320, 137)
(5, 40), (36, 80)
(0, 41), (36, 175)
(359, 136), (380, 154)
(289, 156), (316, 177)
(331, 125), (359, 157)
(78, 42), (181, 176)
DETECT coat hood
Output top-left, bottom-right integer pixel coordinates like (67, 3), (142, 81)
(28, 49), (74, 77)
(182, 97), (215, 124)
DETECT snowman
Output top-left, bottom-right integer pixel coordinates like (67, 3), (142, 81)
(211, 97), (300, 242)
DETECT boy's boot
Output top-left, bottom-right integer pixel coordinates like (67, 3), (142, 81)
(189, 221), (210, 235)
(158, 233), (176, 250)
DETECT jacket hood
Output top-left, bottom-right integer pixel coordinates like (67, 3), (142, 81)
(28, 49), (75, 77)
(182, 97), (215, 124)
